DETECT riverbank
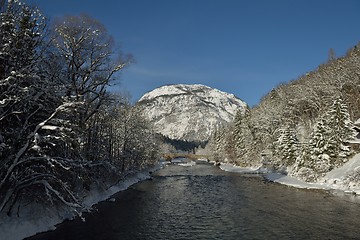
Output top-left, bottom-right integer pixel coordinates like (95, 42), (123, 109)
(24, 161), (360, 240)
(219, 153), (360, 195)
(0, 163), (164, 240)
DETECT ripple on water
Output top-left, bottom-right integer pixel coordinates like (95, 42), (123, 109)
(28, 163), (360, 240)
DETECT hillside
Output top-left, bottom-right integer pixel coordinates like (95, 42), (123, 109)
(209, 42), (360, 183)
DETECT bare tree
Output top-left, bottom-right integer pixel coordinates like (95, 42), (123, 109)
(52, 14), (132, 128)
(328, 48), (336, 62)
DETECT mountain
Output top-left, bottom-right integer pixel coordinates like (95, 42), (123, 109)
(137, 84), (248, 142)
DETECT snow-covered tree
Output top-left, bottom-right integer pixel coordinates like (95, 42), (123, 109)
(326, 97), (354, 165)
(307, 118), (332, 173)
(234, 127), (248, 162)
(308, 98), (353, 171)
(230, 110), (256, 166)
(209, 126), (226, 162)
(233, 109), (243, 144)
(220, 109), (244, 164)
(0, 0), (47, 78)
(291, 118), (334, 181)
(216, 42), (360, 181)
(77, 93), (159, 174)
(0, 1), (159, 217)
(274, 126), (299, 168)
(0, 1), (84, 215)
(293, 97), (354, 181)
(52, 14), (131, 129)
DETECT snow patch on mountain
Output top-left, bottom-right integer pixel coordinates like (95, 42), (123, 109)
(137, 84), (247, 142)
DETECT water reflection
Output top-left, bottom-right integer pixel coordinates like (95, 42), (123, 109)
(28, 162), (360, 240)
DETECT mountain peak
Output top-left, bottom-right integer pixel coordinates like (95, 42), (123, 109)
(137, 84), (247, 142)
(139, 84), (212, 101)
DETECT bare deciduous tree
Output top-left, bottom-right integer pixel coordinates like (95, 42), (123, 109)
(52, 14), (132, 127)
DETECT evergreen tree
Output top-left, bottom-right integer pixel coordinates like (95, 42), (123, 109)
(210, 127), (226, 162)
(274, 126), (299, 168)
(307, 118), (332, 174)
(234, 125), (248, 161)
(233, 109), (243, 143)
(294, 97), (354, 181)
(0, 1), (75, 214)
(325, 97), (353, 166)
(231, 109), (244, 164)
(232, 110), (254, 165)
(290, 119), (330, 181)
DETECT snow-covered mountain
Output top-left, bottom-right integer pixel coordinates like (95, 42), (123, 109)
(137, 84), (248, 142)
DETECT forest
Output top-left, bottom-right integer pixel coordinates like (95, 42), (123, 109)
(208, 42), (360, 182)
(2, 0), (360, 221)
(0, 1), (158, 216)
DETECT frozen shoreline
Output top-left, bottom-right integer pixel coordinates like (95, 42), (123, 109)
(0, 163), (164, 240)
(219, 153), (360, 195)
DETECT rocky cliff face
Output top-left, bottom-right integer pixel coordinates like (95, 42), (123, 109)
(137, 84), (247, 142)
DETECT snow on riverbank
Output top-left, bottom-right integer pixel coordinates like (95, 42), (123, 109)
(265, 173), (327, 190)
(178, 161), (196, 167)
(0, 163), (164, 240)
(321, 153), (360, 194)
(219, 154), (360, 194)
(219, 163), (265, 174)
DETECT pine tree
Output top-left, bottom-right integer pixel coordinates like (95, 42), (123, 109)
(209, 127), (226, 162)
(294, 97), (354, 181)
(290, 119), (330, 181)
(325, 97), (353, 166)
(0, 1), (75, 214)
(231, 109), (254, 165)
(233, 109), (243, 143)
(307, 118), (332, 174)
(274, 126), (299, 168)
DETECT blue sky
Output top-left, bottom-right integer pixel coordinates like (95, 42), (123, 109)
(27, 0), (360, 106)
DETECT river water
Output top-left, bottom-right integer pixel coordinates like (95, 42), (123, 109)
(28, 161), (360, 240)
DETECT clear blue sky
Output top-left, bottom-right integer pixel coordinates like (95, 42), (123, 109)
(27, 0), (360, 106)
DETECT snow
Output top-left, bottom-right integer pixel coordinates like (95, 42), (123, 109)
(219, 154), (360, 194)
(219, 163), (264, 173)
(137, 84), (247, 142)
(321, 153), (360, 194)
(197, 158), (209, 162)
(178, 161), (196, 167)
(82, 167), (157, 207)
(8, 154), (360, 240)
(0, 163), (164, 240)
(348, 139), (360, 144)
(219, 163), (329, 189)
(265, 173), (326, 190)
(354, 118), (360, 125)
(139, 84), (188, 101)
(171, 158), (196, 166)
(171, 158), (188, 163)
(40, 125), (60, 130)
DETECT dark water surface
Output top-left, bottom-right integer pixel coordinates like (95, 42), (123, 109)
(28, 162), (360, 240)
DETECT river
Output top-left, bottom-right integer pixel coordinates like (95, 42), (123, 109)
(28, 161), (360, 240)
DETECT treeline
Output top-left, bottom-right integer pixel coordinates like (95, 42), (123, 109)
(159, 134), (207, 153)
(209, 43), (360, 182)
(0, 1), (158, 215)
